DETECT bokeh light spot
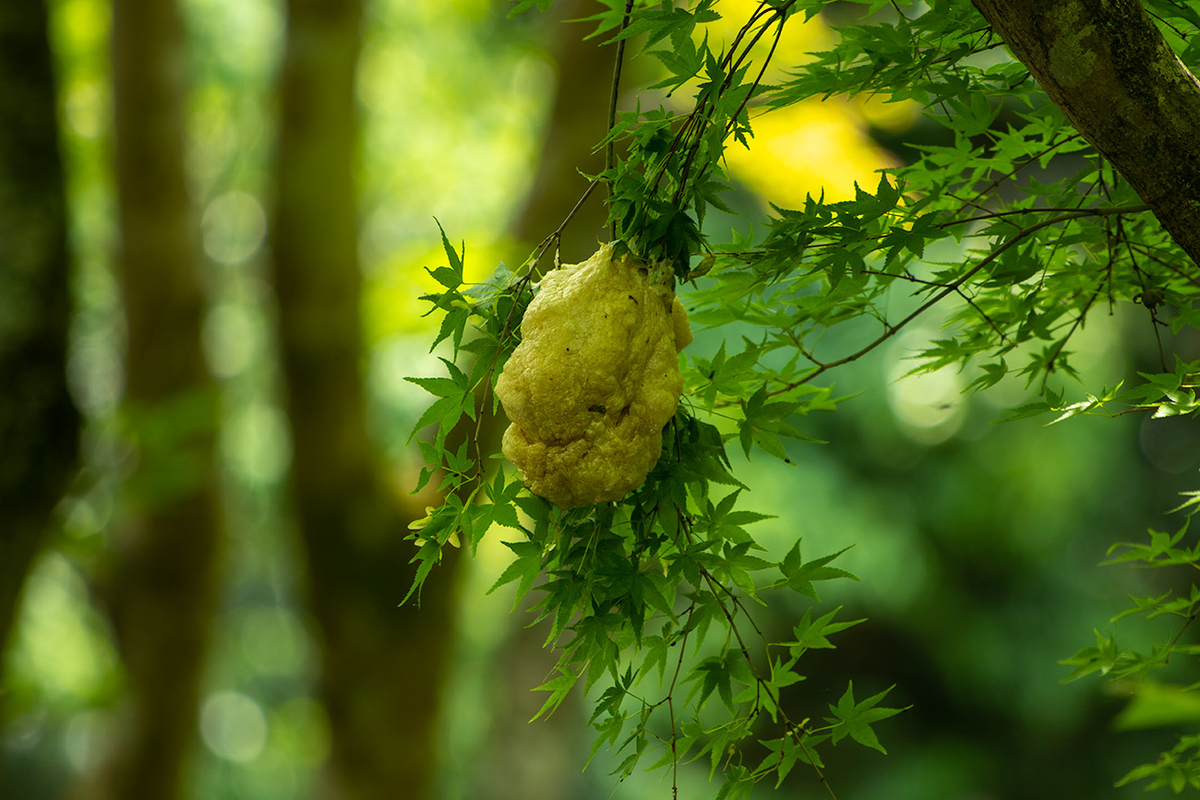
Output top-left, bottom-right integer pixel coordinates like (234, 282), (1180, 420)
(202, 301), (261, 378)
(202, 190), (267, 265)
(239, 607), (309, 677)
(200, 691), (268, 763)
(886, 333), (967, 444)
(221, 400), (292, 484)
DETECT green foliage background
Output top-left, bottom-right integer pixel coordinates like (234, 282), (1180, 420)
(6, 0), (1200, 798)
(410, 0), (1200, 796)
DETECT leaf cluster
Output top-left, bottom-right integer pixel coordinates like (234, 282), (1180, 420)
(407, 223), (901, 795)
(1061, 493), (1200, 793)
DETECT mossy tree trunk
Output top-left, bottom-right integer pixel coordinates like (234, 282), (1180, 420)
(91, 0), (224, 798)
(972, 0), (1200, 264)
(0, 0), (79, 702)
(271, 1), (458, 797)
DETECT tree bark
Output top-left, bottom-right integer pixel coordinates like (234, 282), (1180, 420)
(271, 1), (458, 797)
(971, 0), (1200, 265)
(0, 0), (79, 673)
(90, 0), (224, 798)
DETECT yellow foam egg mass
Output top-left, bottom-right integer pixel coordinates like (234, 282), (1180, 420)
(494, 243), (692, 509)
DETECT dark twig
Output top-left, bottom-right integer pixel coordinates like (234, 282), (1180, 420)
(1165, 608), (1200, 666)
(607, 0), (635, 238)
(1123, 240), (1200, 290)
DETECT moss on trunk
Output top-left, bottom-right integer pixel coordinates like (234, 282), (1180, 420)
(972, 0), (1200, 263)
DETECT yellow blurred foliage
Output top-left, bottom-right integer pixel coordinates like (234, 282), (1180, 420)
(700, 0), (917, 204)
(370, 1), (922, 340)
(727, 100), (896, 205)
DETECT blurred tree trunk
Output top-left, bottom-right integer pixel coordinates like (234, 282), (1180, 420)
(470, 4), (614, 798)
(271, 1), (458, 798)
(0, 0), (78, 674)
(86, 0), (224, 798)
(510, 1), (611, 263)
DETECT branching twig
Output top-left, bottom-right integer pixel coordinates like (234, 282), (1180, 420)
(758, 207), (1136, 401)
(1165, 607), (1200, 666)
(672, 3), (789, 207)
(1040, 275), (1107, 392)
(1123, 240), (1200, 290)
(953, 133), (1084, 218)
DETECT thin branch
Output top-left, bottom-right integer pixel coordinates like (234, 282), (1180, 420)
(478, 179), (605, 450)
(1164, 607), (1200, 666)
(956, 287), (1007, 342)
(661, 2), (796, 212)
(760, 208), (1120, 400)
(1146, 8), (1191, 40)
(524, 179), (601, 279)
(953, 133), (1084, 219)
(1040, 275), (1107, 392)
(721, 11), (786, 140)
(939, 203), (1150, 230)
(665, 595), (698, 800)
(699, 566), (839, 798)
(663, 507), (839, 797)
(1124, 241), (1200, 290)
(607, 0), (635, 238)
